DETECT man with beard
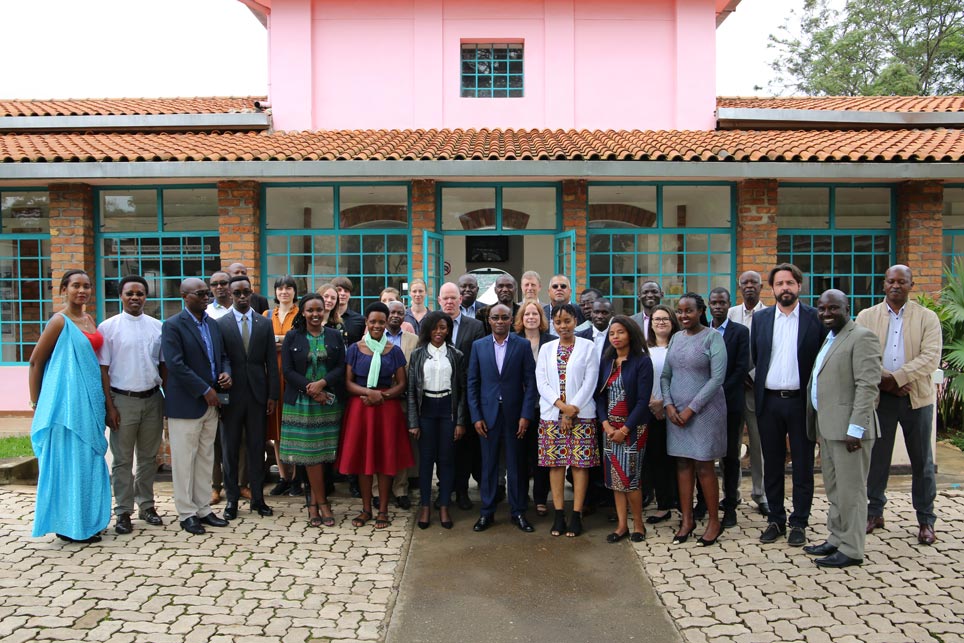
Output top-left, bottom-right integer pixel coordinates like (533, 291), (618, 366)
(477, 274), (521, 335)
(631, 280), (663, 338)
(751, 264), (827, 547)
(727, 270), (769, 515)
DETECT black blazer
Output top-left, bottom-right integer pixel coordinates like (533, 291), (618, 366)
(280, 327), (346, 405)
(719, 321), (750, 413)
(250, 292), (270, 315)
(340, 308), (366, 345)
(161, 309), (231, 420)
(750, 303), (827, 414)
(454, 314), (485, 363)
(595, 352), (654, 430)
(217, 310), (279, 406)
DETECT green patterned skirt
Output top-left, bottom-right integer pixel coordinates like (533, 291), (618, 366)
(279, 393), (343, 465)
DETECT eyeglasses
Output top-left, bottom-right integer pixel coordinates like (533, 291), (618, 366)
(550, 284), (568, 290)
(231, 289), (253, 297)
(189, 289), (212, 299)
(651, 318), (672, 324)
(210, 280), (229, 287)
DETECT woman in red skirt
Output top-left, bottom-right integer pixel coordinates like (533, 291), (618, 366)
(337, 301), (413, 529)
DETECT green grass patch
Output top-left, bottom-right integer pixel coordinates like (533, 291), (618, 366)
(0, 435), (33, 459)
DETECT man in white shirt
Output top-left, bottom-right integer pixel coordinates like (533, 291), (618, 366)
(727, 270), (768, 515)
(98, 275), (166, 535)
(206, 271), (232, 320)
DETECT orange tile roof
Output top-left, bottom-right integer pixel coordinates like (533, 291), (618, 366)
(718, 96), (964, 113)
(0, 97), (265, 117)
(1, 128), (963, 163)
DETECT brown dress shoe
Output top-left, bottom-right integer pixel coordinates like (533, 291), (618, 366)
(211, 490), (222, 505)
(918, 524), (936, 545)
(866, 515), (884, 534)
(240, 487), (252, 500)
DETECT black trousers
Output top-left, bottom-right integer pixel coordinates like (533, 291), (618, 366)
(720, 410), (745, 510)
(454, 426), (482, 496)
(643, 418), (678, 510)
(758, 393), (814, 528)
(220, 395), (267, 504)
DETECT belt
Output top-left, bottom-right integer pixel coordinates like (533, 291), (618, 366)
(110, 386), (160, 399)
(423, 390), (451, 399)
(765, 389), (800, 399)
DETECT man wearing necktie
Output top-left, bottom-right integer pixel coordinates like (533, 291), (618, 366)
(217, 275), (279, 520)
(804, 289), (881, 568)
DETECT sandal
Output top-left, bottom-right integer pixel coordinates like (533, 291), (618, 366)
(319, 503), (335, 528)
(307, 504), (323, 528)
(535, 504), (548, 517)
(550, 510), (567, 537)
(351, 510), (372, 528)
(374, 512), (392, 529)
(566, 511), (583, 538)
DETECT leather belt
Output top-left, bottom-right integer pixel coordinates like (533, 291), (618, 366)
(765, 389), (800, 398)
(423, 390), (451, 399)
(110, 386), (160, 399)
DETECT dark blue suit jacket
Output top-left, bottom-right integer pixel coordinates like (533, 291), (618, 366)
(750, 303), (827, 414)
(719, 321), (750, 413)
(162, 309), (231, 420)
(467, 333), (538, 428)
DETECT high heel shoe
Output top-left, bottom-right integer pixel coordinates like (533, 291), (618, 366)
(550, 510), (567, 537)
(566, 511), (583, 538)
(697, 526), (722, 547)
(417, 507), (431, 530)
(672, 524), (696, 545)
(439, 508), (453, 530)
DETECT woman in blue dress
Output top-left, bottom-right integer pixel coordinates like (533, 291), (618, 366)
(28, 269), (111, 544)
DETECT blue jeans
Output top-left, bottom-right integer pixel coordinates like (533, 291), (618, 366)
(417, 396), (456, 508)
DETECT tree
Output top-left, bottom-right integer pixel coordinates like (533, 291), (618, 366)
(767, 0), (964, 95)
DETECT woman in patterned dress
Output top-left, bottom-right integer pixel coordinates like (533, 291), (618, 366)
(595, 315), (654, 543)
(661, 293), (728, 547)
(535, 304), (600, 537)
(280, 293), (346, 527)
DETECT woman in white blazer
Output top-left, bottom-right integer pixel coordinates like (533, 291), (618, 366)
(536, 303), (601, 538)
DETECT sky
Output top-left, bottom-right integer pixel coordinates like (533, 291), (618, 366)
(0, 0), (803, 100)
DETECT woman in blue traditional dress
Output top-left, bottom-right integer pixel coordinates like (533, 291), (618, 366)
(280, 293), (345, 528)
(28, 269), (111, 544)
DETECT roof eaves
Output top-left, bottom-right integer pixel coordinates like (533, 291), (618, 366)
(0, 112), (270, 134)
(717, 107), (964, 130)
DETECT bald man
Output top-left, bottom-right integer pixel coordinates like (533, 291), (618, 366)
(226, 263), (269, 314)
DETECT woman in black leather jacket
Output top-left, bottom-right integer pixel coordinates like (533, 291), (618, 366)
(406, 310), (469, 530)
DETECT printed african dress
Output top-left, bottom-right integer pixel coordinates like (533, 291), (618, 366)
(279, 333), (342, 464)
(538, 343), (600, 468)
(602, 363), (648, 492)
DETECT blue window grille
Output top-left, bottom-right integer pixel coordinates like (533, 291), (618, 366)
(586, 183), (736, 316)
(943, 186), (964, 279)
(262, 184), (411, 312)
(0, 189), (51, 364)
(95, 187), (220, 321)
(777, 185), (894, 314)
(461, 43), (524, 98)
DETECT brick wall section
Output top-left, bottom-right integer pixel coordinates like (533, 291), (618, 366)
(410, 179), (436, 286)
(217, 180), (261, 290)
(562, 179), (588, 291)
(48, 183), (95, 304)
(735, 179), (778, 289)
(896, 180), (943, 298)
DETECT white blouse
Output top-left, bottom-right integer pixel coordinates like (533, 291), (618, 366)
(423, 343), (453, 391)
(649, 345), (668, 400)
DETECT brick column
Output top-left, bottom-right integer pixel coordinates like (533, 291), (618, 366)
(411, 179), (437, 285)
(896, 180), (943, 297)
(562, 179), (588, 291)
(217, 181), (262, 290)
(735, 179), (778, 285)
(48, 183), (95, 303)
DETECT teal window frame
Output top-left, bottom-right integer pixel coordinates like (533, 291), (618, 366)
(460, 43), (524, 98)
(94, 185), (221, 321)
(585, 182), (737, 315)
(261, 182), (413, 313)
(0, 187), (51, 365)
(777, 183), (896, 314)
(943, 184), (964, 278)
(435, 182), (561, 234)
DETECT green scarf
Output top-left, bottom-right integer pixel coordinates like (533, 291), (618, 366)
(364, 333), (389, 388)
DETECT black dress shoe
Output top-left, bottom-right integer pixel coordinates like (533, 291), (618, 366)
(114, 513), (133, 535)
(269, 478), (291, 496)
(804, 541), (838, 556)
(758, 503), (770, 517)
(180, 516), (206, 535)
(787, 526), (807, 547)
(473, 515), (495, 532)
(512, 515), (535, 532)
(646, 511), (673, 525)
(815, 551), (861, 568)
(199, 513), (229, 528)
(456, 491), (473, 511)
(289, 481), (305, 497)
(759, 522), (786, 543)
(251, 501), (274, 517)
(722, 508), (738, 529)
(57, 533), (102, 543)
(138, 507), (163, 526)
(223, 502), (239, 521)
(395, 495), (412, 510)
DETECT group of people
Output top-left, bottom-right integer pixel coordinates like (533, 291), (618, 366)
(28, 261), (941, 567)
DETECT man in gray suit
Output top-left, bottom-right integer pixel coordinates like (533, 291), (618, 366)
(630, 280), (662, 337)
(804, 289), (881, 568)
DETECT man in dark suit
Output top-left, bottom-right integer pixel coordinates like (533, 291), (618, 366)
(439, 281), (485, 509)
(162, 277), (233, 535)
(217, 275), (279, 520)
(477, 274), (521, 335)
(467, 303), (539, 533)
(709, 287), (751, 528)
(804, 289), (881, 568)
(226, 262), (269, 314)
(751, 263), (828, 547)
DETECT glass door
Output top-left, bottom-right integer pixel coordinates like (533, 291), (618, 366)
(423, 230), (444, 297)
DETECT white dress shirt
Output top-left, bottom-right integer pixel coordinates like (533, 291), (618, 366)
(97, 311), (164, 392)
(883, 304), (906, 372)
(423, 343), (453, 391)
(765, 302), (801, 390)
(206, 300), (232, 319)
